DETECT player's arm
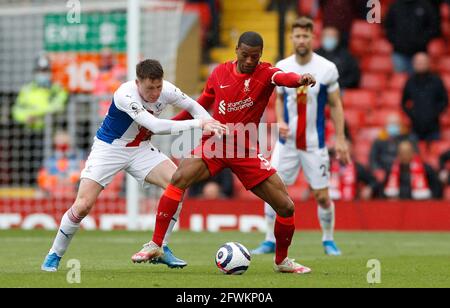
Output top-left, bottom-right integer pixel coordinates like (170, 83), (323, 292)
(115, 93), (225, 136)
(172, 73), (216, 121)
(328, 88), (351, 165)
(275, 91), (290, 139)
(272, 71), (316, 88)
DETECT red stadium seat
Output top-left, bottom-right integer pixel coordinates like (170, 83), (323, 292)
(442, 128), (450, 140)
(430, 141), (450, 157)
(344, 109), (366, 130)
(428, 39), (448, 58)
(442, 73), (450, 91)
(342, 89), (377, 111)
(379, 90), (402, 109)
(351, 20), (382, 40)
(360, 73), (389, 91)
(361, 56), (394, 74)
(371, 39), (393, 56)
(350, 38), (370, 58)
(441, 108), (450, 128)
(389, 73), (409, 90)
(441, 3), (450, 19)
(438, 57), (450, 74)
(444, 187), (450, 201)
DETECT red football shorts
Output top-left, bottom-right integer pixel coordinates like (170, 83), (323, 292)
(192, 138), (277, 190)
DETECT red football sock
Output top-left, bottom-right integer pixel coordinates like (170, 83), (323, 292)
(152, 184), (185, 246)
(274, 214), (295, 265)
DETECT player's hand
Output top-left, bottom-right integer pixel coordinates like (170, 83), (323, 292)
(335, 137), (351, 165)
(201, 119), (228, 137)
(299, 73), (316, 87)
(278, 121), (290, 139)
(439, 170), (449, 184)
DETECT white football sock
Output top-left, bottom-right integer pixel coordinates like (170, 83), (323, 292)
(162, 202), (182, 247)
(318, 201), (335, 242)
(49, 208), (83, 257)
(264, 202), (276, 243)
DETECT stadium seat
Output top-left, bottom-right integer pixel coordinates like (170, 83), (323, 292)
(371, 39), (393, 56)
(441, 2), (450, 19)
(361, 56), (394, 74)
(379, 90), (402, 109)
(350, 38), (370, 58)
(442, 128), (450, 140)
(342, 89), (377, 111)
(430, 141), (450, 157)
(442, 73), (450, 91)
(344, 109), (365, 130)
(360, 73), (389, 91)
(351, 20), (382, 40)
(439, 57), (450, 74)
(428, 39), (448, 58)
(389, 73), (409, 90)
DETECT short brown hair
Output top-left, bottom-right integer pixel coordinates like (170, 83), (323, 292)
(136, 59), (164, 80)
(292, 16), (314, 32)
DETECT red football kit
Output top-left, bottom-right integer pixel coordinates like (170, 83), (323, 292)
(174, 61), (302, 190)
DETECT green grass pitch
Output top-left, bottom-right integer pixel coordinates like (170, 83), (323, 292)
(1, 230), (449, 288)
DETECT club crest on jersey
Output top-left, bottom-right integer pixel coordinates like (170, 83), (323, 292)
(244, 78), (251, 93)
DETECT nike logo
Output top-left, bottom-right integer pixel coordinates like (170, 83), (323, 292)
(59, 229), (72, 239)
(220, 85), (230, 89)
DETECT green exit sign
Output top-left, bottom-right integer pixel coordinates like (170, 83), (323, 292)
(44, 12), (127, 52)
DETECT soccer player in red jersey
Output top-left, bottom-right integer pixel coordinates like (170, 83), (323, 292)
(132, 32), (316, 274)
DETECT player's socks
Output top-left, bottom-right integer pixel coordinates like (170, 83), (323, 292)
(49, 207), (84, 257)
(318, 202), (335, 242)
(274, 214), (295, 265)
(152, 184), (184, 247)
(163, 201), (182, 246)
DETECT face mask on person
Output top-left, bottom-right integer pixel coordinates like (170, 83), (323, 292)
(387, 123), (401, 137)
(322, 36), (338, 52)
(35, 72), (52, 87)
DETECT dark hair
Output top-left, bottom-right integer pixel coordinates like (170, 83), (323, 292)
(136, 59), (164, 80)
(292, 16), (314, 32)
(237, 31), (264, 48)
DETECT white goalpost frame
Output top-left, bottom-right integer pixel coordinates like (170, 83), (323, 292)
(126, 0), (184, 230)
(126, 0), (141, 231)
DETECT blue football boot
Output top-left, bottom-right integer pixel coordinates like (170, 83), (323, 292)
(251, 241), (276, 255)
(323, 240), (342, 256)
(151, 246), (187, 269)
(41, 252), (62, 272)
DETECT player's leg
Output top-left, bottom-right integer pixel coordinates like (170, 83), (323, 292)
(251, 173), (311, 274)
(131, 157), (216, 263)
(41, 179), (103, 272)
(300, 148), (341, 256)
(252, 142), (301, 255)
(143, 159), (187, 268)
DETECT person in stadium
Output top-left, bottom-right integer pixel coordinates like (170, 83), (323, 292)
(131, 31), (317, 274)
(252, 17), (350, 256)
(41, 59), (227, 272)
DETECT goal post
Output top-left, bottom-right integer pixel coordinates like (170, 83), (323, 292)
(0, 0), (185, 231)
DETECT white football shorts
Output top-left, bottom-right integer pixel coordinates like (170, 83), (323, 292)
(80, 138), (170, 188)
(271, 141), (330, 190)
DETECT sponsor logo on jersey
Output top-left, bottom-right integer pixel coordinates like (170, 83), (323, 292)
(219, 100), (226, 115)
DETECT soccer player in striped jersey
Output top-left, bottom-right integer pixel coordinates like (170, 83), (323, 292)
(252, 17), (350, 256)
(41, 59), (227, 272)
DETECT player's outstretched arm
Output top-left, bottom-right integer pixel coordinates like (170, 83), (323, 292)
(170, 90), (214, 121)
(134, 110), (226, 136)
(172, 93), (215, 121)
(272, 72), (316, 88)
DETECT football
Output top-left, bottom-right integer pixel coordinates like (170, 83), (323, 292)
(215, 242), (251, 275)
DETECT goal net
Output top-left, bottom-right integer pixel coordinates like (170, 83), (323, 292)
(0, 0), (185, 230)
